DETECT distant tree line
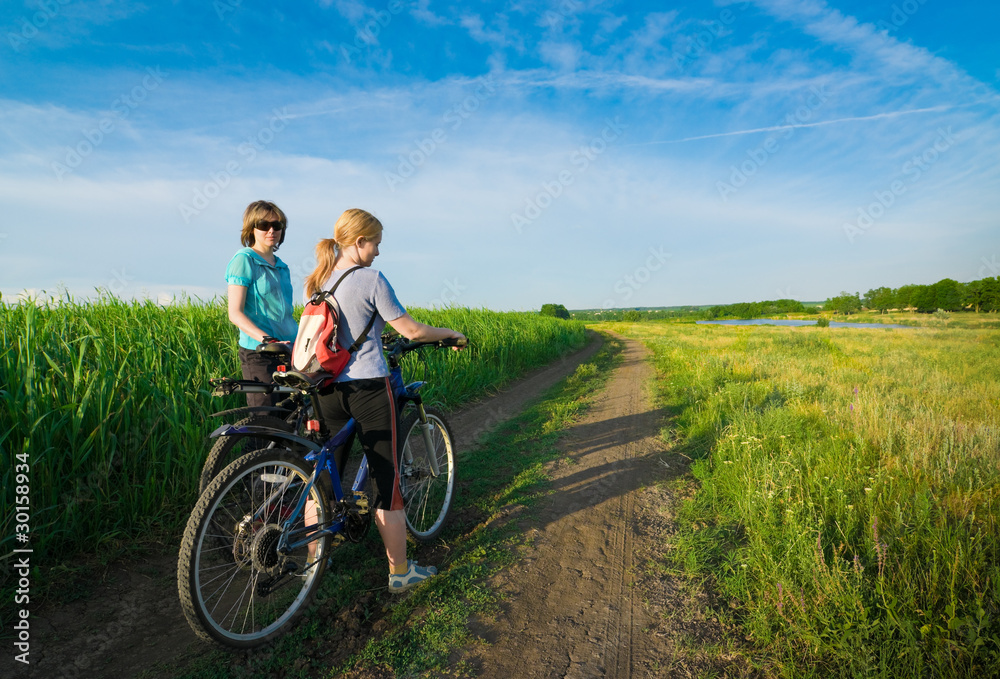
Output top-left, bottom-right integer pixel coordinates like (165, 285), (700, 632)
(830, 276), (1000, 314)
(701, 299), (813, 319)
(565, 275), (1000, 321)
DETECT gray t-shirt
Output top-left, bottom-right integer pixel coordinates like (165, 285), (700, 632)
(305, 267), (407, 381)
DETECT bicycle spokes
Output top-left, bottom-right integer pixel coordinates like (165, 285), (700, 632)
(180, 452), (330, 646)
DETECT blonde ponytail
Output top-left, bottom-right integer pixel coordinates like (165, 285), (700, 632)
(305, 209), (383, 297)
(304, 238), (339, 297)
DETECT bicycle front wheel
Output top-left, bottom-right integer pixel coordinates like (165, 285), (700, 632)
(178, 448), (330, 648)
(397, 409), (456, 542)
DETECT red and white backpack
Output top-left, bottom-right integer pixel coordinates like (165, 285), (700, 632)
(291, 266), (376, 375)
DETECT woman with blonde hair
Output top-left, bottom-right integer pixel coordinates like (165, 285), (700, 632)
(225, 200), (297, 406)
(305, 208), (465, 592)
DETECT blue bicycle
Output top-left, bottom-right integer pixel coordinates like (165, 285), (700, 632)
(177, 336), (462, 648)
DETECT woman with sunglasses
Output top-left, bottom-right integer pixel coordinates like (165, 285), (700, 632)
(225, 200), (298, 407)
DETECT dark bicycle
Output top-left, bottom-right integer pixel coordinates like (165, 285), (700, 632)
(199, 342), (316, 495)
(177, 336), (462, 648)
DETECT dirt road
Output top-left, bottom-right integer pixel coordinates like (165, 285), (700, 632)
(452, 336), (684, 677)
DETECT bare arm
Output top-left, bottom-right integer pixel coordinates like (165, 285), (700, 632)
(227, 284), (271, 344)
(387, 313), (466, 345)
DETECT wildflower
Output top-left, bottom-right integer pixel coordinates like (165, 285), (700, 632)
(864, 487), (872, 493)
(849, 403), (854, 411)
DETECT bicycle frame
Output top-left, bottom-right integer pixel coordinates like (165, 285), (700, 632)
(207, 355), (434, 562)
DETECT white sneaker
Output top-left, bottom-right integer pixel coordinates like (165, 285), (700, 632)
(388, 560), (437, 593)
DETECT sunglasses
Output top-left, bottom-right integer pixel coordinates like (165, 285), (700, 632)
(254, 220), (284, 232)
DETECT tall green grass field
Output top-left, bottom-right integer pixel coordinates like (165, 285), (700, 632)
(0, 297), (586, 619)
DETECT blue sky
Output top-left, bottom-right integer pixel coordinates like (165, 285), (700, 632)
(1, 0), (998, 310)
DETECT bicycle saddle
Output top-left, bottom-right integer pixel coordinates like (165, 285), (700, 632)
(258, 342), (292, 356)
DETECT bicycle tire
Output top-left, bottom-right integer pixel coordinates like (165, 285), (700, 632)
(199, 415), (295, 496)
(178, 448), (331, 648)
(397, 409), (456, 542)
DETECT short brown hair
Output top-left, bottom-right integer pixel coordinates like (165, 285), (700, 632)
(240, 200), (288, 251)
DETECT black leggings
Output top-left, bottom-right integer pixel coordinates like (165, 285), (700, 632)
(237, 347), (284, 408)
(317, 377), (403, 511)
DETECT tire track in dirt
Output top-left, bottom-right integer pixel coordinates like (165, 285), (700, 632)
(14, 336), (603, 679)
(456, 337), (668, 679)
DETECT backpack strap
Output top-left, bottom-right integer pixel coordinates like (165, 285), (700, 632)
(326, 265), (363, 295)
(325, 266), (378, 354)
(348, 311), (378, 354)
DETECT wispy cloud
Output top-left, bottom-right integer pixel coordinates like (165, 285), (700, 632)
(635, 105), (962, 145)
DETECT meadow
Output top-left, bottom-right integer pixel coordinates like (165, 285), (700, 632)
(605, 319), (1000, 677)
(0, 297), (586, 615)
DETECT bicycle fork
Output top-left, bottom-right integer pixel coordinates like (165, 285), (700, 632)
(415, 404), (442, 478)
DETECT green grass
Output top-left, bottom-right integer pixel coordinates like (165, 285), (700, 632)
(160, 332), (623, 679)
(0, 297), (586, 621)
(604, 320), (1000, 677)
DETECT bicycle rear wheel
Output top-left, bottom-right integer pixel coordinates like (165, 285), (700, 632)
(199, 415), (295, 495)
(178, 448), (330, 648)
(397, 409), (456, 542)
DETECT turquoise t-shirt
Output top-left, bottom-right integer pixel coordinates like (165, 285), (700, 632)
(225, 248), (297, 350)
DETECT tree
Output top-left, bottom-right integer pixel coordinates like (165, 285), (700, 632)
(622, 309), (642, 322)
(963, 279), (985, 312)
(825, 291), (861, 315)
(931, 278), (962, 311)
(540, 303), (570, 319)
(895, 284), (919, 311)
(911, 285), (936, 313)
(981, 277), (1000, 312)
(863, 287), (894, 313)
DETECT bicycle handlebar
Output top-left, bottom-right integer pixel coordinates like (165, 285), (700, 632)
(382, 335), (468, 367)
